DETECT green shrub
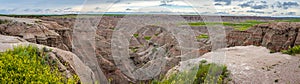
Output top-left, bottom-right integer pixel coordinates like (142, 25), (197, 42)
(34, 20), (42, 23)
(130, 47), (139, 53)
(133, 34), (139, 38)
(196, 34), (209, 39)
(282, 45), (300, 55)
(200, 60), (207, 63)
(144, 36), (152, 41)
(0, 45), (79, 83)
(0, 20), (10, 24)
(152, 61), (230, 84)
(193, 63), (229, 84)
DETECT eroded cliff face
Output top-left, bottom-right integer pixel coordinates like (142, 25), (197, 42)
(227, 22), (300, 51)
(94, 19), (213, 83)
(95, 25), (185, 84)
(0, 16), (72, 51)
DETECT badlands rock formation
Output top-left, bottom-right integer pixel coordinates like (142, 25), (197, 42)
(171, 46), (300, 84)
(0, 16), (72, 51)
(227, 22), (300, 51)
(1, 16), (300, 83)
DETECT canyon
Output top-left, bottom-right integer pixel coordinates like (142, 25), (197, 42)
(0, 15), (300, 83)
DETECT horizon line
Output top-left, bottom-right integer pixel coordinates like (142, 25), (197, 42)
(1, 13), (300, 18)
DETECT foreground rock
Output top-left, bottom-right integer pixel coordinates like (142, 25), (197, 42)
(171, 46), (300, 84)
(0, 35), (96, 83)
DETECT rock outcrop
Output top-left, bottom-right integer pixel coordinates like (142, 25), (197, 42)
(227, 22), (300, 51)
(0, 35), (96, 83)
(95, 25), (183, 84)
(0, 16), (72, 51)
(169, 46), (300, 84)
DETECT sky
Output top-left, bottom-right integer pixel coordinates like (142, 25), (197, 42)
(0, 0), (300, 16)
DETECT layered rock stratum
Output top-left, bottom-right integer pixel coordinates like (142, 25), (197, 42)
(0, 16), (72, 51)
(227, 22), (300, 51)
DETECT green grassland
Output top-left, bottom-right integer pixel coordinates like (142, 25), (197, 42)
(187, 20), (268, 31)
(187, 19), (300, 31)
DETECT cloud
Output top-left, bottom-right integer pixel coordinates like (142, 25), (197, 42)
(271, 1), (299, 9)
(215, 12), (229, 15)
(214, 3), (223, 6)
(125, 8), (132, 11)
(286, 12), (296, 15)
(2, 8), (79, 14)
(238, 1), (268, 9)
(283, 2), (299, 7)
(246, 10), (265, 14)
(214, 0), (231, 5)
(260, 1), (267, 4)
(95, 7), (101, 10)
(251, 5), (268, 9)
(239, 1), (253, 8)
(0, 0), (299, 16)
(64, 8), (72, 10)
